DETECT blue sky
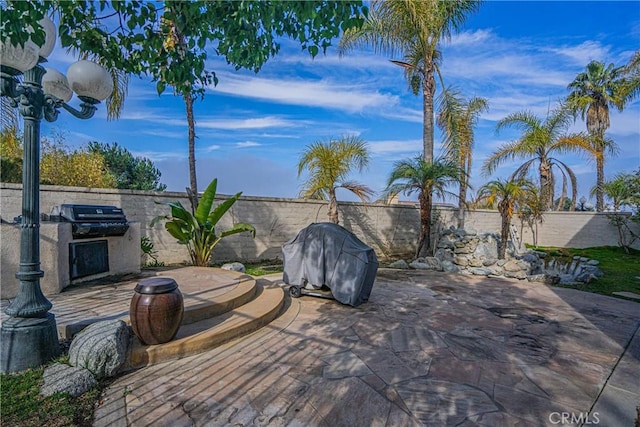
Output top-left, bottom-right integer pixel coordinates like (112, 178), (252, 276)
(42, 1), (640, 206)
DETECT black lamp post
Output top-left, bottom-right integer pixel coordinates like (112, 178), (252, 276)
(0, 17), (113, 373)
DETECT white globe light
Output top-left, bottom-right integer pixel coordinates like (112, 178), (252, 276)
(0, 38), (39, 73)
(66, 60), (113, 101)
(42, 67), (72, 102)
(37, 16), (57, 59)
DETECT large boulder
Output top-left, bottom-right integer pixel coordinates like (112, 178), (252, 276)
(69, 319), (130, 379)
(41, 363), (97, 397)
(473, 233), (499, 260)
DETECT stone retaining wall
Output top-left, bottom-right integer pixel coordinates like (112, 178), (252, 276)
(1, 183), (637, 267)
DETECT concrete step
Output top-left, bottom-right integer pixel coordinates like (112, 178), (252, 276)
(126, 279), (285, 369)
(56, 271), (259, 339)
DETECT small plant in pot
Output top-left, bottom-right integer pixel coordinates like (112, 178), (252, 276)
(151, 178), (256, 266)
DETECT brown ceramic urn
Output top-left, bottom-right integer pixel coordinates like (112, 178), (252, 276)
(130, 277), (184, 345)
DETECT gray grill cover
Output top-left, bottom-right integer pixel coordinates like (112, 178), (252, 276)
(282, 223), (378, 306)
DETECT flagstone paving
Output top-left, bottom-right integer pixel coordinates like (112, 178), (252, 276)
(85, 269), (639, 426)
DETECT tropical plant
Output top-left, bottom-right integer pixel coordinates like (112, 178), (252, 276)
(150, 178), (255, 266)
(140, 236), (164, 267)
(593, 171), (640, 251)
(297, 135), (374, 224)
(0, 98), (19, 130)
(436, 87), (488, 227)
(475, 178), (537, 259)
(517, 187), (545, 247)
(597, 173), (636, 212)
(620, 50), (640, 103)
(566, 60), (629, 211)
(484, 103), (587, 211)
(382, 156), (463, 258)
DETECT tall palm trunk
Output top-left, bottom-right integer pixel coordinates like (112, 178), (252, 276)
(422, 65), (436, 163)
(185, 93), (198, 208)
(539, 160), (553, 210)
(595, 146), (605, 211)
(328, 188), (339, 224)
(416, 189), (432, 258)
(458, 178), (467, 229)
(498, 202), (511, 259)
(458, 154), (471, 228)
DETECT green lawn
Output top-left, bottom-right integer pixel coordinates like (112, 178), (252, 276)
(530, 245), (640, 299)
(0, 357), (105, 427)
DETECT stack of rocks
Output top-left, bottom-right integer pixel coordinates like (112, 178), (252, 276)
(390, 227), (604, 285)
(41, 320), (130, 398)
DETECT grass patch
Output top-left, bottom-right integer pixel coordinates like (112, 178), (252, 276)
(0, 359), (106, 427)
(244, 260), (283, 276)
(209, 259), (284, 276)
(530, 245), (640, 298)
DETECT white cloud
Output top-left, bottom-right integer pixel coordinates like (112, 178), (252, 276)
(130, 150), (187, 162)
(197, 116), (307, 130)
(140, 129), (186, 139)
(236, 141), (261, 148)
(120, 110), (305, 130)
(443, 54), (571, 87)
(449, 29), (494, 47)
(210, 72), (399, 114)
(546, 41), (611, 66)
(203, 144), (221, 152)
(368, 139), (422, 155)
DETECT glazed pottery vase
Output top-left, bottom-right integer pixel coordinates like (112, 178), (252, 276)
(130, 277), (184, 345)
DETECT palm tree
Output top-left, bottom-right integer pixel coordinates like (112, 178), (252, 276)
(382, 156), (462, 258)
(339, 0), (482, 164)
(475, 178), (536, 259)
(621, 50), (640, 102)
(483, 104), (587, 211)
(517, 186), (545, 247)
(566, 60), (628, 211)
(297, 135), (374, 224)
(596, 173), (634, 212)
(436, 87), (488, 227)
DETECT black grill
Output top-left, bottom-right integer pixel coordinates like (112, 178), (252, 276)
(50, 204), (129, 239)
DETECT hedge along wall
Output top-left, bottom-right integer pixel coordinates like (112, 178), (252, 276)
(1, 183), (637, 265)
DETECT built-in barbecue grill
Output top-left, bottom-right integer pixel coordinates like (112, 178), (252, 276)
(50, 204), (129, 239)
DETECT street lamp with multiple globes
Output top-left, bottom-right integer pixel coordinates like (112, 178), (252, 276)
(0, 16), (113, 373)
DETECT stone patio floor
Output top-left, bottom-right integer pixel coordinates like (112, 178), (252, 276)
(11, 268), (640, 426)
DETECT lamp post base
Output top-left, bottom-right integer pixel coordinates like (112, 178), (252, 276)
(1, 314), (60, 373)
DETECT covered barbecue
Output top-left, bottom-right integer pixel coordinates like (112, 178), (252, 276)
(282, 223), (378, 307)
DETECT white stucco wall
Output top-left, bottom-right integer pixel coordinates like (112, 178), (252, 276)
(2, 183), (637, 276)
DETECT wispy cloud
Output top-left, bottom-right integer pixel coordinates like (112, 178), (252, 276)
(369, 139), (422, 157)
(140, 129), (186, 139)
(130, 150), (187, 162)
(197, 116), (308, 130)
(236, 141), (261, 148)
(121, 110), (306, 130)
(203, 144), (221, 152)
(449, 29), (494, 47)
(210, 72), (399, 114)
(546, 41), (611, 66)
